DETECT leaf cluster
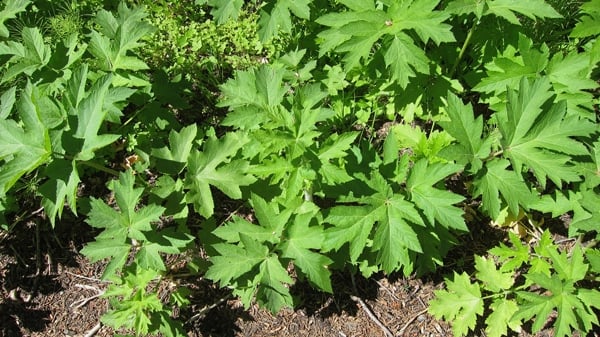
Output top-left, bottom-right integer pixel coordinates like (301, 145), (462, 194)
(430, 231), (600, 337)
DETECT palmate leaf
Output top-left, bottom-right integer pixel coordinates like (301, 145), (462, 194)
(439, 94), (492, 172)
(88, 2), (155, 72)
(208, 0), (244, 24)
(473, 158), (533, 220)
(446, 0), (561, 23)
(0, 82), (51, 195)
(485, 299), (520, 337)
(39, 159), (80, 226)
(474, 35), (549, 95)
(152, 124), (197, 174)
(474, 256), (514, 292)
(499, 77), (596, 188)
(185, 132), (255, 218)
(213, 194), (292, 245)
(0, 27), (51, 84)
(220, 65), (288, 130)
(324, 172), (425, 274)
(279, 205), (333, 292)
(406, 159), (466, 231)
(81, 171), (166, 279)
(72, 73), (120, 161)
(570, 0), (600, 38)
(206, 233), (294, 313)
(258, 0), (311, 42)
(429, 272), (484, 337)
(515, 274), (599, 337)
(0, 0), (30, 38)
(316, 0), (454, 88)
(256, 255), (294, 313)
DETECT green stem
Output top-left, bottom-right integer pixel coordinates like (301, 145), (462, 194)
(449, 20), (479, 79)
(79, 160), (121, 176)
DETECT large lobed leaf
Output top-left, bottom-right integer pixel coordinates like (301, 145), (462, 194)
(0, 82), (51, 196)
(185, 132), (255, 218)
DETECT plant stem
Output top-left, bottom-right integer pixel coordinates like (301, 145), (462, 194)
(449, 20), (479, 79)
(79, 160), (121, 176)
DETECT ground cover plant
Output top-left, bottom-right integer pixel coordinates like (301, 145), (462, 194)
(0, 0), (599, 336)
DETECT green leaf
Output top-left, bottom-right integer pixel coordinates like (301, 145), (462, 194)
(101, 267), (163, 335)
(474, 255), (514, 292)
(515, 273), (597, 337)
(39, 159), (80, 226)
(372, 195), (424, 274)
(73, 74), (120, 161)
(208, 0), (244, 24)
(279, 209), (333, 292)
(220, 66), (288, 130)
(137, 228), (194, 271)
(205, 241), (268, 287)
(485, 299), (520, 337)
(383, 34), (430, 89)
(0, 86), (16, 119)
(474, 36), (548, 95)
(256, 255), (294, 313)
(185, 132), (255, 218)
(0, 82), (51, 195)
(439, 94), (492, 171)
(258, 0), (311, 42)
(407, 160), (466, 231)
(429, 272), (484, 337)
(89, 3), (154, 72)
(489, 231), (531, 271)
(0, 26), (52, 83)
(571, 0), (600, 38)
(485, 0), (561, 24)
(499, 77), (595, 187)
(324, 171), (426, 273)
(81, 171), (166, 279)
(473, 158), (533, 220)
(152, 124), (197, 174)
(316, 0), (453, 87)
(0, 0), (30, 38)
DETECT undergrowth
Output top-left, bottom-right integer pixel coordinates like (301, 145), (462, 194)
(0, 0), (598, 336)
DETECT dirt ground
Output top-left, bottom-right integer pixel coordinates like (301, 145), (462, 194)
(0, 213), (596, 337)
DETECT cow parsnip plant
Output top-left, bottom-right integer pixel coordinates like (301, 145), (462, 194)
(0, 0), (599, 336)
(430, 231), (600, 337)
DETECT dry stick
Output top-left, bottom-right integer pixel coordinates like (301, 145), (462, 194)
(349, 273), (394, 337)
(398, 308), (428, 337)
(349, 295), (395, 337)
(83, 322), (102, 337)
(70, 284), (105, 309)
(187, 294), (232, 323)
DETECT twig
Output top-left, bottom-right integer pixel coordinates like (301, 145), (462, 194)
(187, 294), (232, 323)
(374, 279), (400, 302)
(70, 284), (105, 309)
(349, 272), (394, 337)
(349, 295), (394, 337)
(65, 271), (109, 283)
(398, 308), (428, 336)
(83, 322), (102, 337)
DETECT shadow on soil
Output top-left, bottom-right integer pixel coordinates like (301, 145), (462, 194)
(0, 217), (89, 337)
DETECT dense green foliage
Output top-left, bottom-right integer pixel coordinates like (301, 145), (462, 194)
(0, 0), (598, 336)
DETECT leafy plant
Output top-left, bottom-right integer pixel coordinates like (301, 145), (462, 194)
(1, 0), (599, 336)
(430, 231), (600, 337)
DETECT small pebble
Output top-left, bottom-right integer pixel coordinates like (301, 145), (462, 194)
(417, 314), (427, 322)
